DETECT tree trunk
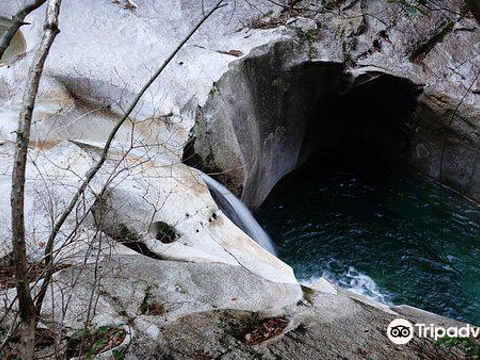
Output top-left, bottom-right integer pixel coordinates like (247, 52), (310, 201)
(35, 0), (226, 316)
(0, 0), (47, 61)
(10, 1), (62, 359)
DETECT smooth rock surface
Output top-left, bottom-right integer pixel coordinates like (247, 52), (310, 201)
(0, 1), (479, 359)
(0, 141), (297, 284)
(123, 287), (478, 360)
(0, 253), (303, 325)
(192, 1), (480, 208)
(309, 277), (338, 295)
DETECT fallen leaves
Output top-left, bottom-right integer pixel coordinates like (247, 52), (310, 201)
(0, 258), (69, 291)
(244, 317), (289, 345)
(218, 50), (244, 58)
(124, 0), (137, 11)
(111, 0), (137, 11)
(66, 326), (126, 359)
(192, 349), (214, 360)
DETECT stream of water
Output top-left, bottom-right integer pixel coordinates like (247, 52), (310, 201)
(201, 172), (277, 255)
(257, 157), (480, 326)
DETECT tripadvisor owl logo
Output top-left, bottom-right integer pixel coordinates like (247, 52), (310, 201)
(387, 318), (480, 345)
(387, 319), (414, 345)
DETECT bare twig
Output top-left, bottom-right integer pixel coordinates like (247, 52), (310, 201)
(35, 0), (227, 317)
(0, 0), (47, 60)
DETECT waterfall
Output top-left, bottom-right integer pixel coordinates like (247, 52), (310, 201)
(200, 173), (277, 255)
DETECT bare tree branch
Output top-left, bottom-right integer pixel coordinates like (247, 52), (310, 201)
(0, 0), (47, 61)
(35, 0), (226, 317)
(9, 0), (62, 359)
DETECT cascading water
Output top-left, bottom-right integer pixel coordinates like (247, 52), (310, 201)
(200, 173), (277, 255)
(257, 157), (480, 326)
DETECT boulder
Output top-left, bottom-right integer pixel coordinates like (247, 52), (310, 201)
(309, 277), (338, 295)
(1, 253), (302, 326)
(0, 140), (297, 284)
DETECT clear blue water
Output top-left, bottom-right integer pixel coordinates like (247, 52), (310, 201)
(257, 160), (480, 325)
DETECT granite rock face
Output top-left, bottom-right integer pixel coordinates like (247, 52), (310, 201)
(2, 0), (478, 211)
(0, 1), (479, 359)
(0, 254), (302, 327)
(0, 141), (297, 284)
(123, 287), (477, 360)
(192, 1), (480, 208)
(0, 0), (298, 284)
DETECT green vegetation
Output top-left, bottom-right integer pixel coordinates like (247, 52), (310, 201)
(301, 285), (315, 305)
(387, 0), (429, 15)
(66, 325), (127, 359)
(436, 335), (480, 357)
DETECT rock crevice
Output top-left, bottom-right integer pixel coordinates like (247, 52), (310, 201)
(192, 3), (480, 208)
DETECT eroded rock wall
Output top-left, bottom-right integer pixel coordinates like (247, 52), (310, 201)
(195, 40), (345, 207)
(193, 0), (480, 209)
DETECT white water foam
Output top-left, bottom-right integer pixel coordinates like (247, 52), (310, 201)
(303, 266), (394, 306)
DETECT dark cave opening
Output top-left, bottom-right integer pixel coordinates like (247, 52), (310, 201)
(296, 74), (422, 184)
(187, 53), (480, 325)
(256, 74), (480, 326)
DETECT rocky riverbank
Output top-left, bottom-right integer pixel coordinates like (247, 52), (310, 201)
(1, 0), (479, 359)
